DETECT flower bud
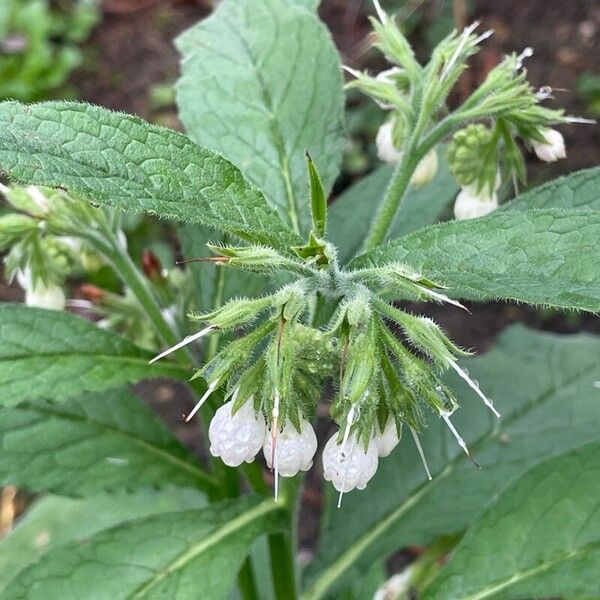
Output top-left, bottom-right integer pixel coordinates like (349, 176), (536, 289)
(263, 418), (317, 477)
(25, 281), (66, 311)
(373, 418), (400, 457)
(376, 120), (403, 165)
(322, 431), (378, 492)
(409, 148), (438, 187)
(208, 399), (266, 467)
(532, 128), (566, 163)
(453, 187), (498, 221)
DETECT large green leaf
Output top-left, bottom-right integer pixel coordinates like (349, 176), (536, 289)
(0, 387), (218, 494)
(0, 488), (206, 594)
(176, 0), (344, 234)
(329, 154), (458, 263)
(304, 326), (600, 598)
(3, 496), (285, 600)
(507, 166), (600, 212)
(350, 208), (600, 312)
(0, 304), (188, 405)
(423, 441), (600, 600)
(0, 101), (299, 250)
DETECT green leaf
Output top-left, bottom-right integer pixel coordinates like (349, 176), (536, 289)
(0, 387), (218, 494)
(0, 101), (299, 250)
(0, 488), (206, 595)
(329, 156), (458, 264)
(176, 0), (344, 235)
(305, 325), (600, 598)
(507, 167), (600, 212)
(0, 304), (188, 405)
(3, 496), (285, 600)
(307, 153), (327, 237)
(423, 441), (600, 600)
(289, 0), (320, 9)
(350, 208), (600, 312)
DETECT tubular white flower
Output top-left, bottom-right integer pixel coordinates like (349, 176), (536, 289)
(25, 281), (66, 311)
(209, 398), (266, 467)
(322, 431), (378, 493)
(373, 418), (400, 457)
(453, 187), (498, 221)
(376, 120), (403, 165)
(410, 148), (438, 187)
(263, 418), (317, 477)
(533, 128), (566, 163)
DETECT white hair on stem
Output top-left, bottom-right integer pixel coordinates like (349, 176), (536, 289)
(448, 359), (500, 418)
(440, 411), (480, 468)
(372, 0), (387, 23)
(148, 325), (215, 364)
(410, 427), (432, 481)
(337, 404), (358, 508)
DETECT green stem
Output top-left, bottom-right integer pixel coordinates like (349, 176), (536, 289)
(269, 477), (300, 600)
(238, 559), (260, 600)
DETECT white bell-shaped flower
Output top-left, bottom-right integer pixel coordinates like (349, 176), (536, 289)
(25, 282), (66, 311)
(410, 148), (438, 187)
(533, 128), (566, 163)
(373, 419), (400, 457)
(376, 120), (403, 165)
(453, 186), (498, 221)
(263, 418), (317, 477)
(209, 398), (266, 467)
(322, 431), (379, 493)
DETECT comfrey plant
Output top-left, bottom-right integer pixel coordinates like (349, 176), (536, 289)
(0, 1), (599, 599)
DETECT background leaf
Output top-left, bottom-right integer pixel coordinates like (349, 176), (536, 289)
(305, 326), (600, 598)
(0, 304), (188, 405)
(0, 101), (299, 250)
(3, 496), (285, 600)
(329, 154), (458, 263)
(423, 441), (600, 600)
(350, 208), (600, 312)
(0, 488), (207, 595)
(0, 387), (218, 494)
(176, 0), (345, 235)
(507, 167), (600, 212)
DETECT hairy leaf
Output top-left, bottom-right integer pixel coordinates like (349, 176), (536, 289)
(176, 0), (344, 234)
(350, 208), (600, 312)
(0, 489), (206, 594)
(3, 497), (285, 600)
(0, 388), (218, 494)
(423, 441), (600, 600)
(0, 101), (299, 250)
(329, 155), (458, 263)
(507, 166), (600, 212)
(0, 304), (188, 405)
(305, 326), (600, 598)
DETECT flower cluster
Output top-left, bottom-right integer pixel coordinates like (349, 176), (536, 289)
(347, 0), (585, 222)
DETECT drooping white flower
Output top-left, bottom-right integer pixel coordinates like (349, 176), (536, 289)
(263, 418), (317, 477)
(533, 128), (566, 163)
(373, 418), (400, 457)
(376, 120), (403, 165)
(453, 186), (498, 220)
(322, 430), (378, 493)
(410, 148), (438, 187)
(209, 398), (266, 467)
(25, 281), (66, 311)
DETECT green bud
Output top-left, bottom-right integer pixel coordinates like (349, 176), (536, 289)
(206, 243), (290, 274)
(0, 214), (38, 249)
(191, 295), (274, 330)
(274, 283), (307, 322)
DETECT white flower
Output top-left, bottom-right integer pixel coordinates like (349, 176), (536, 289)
(25, 281), (66, 310)
(373, 419), (400, 457)
(376, 120), (403, 165)
(263, 418), (317, 477)
(208, 398), (266, 467)
(453, 186), (498, 220)
(410, 148), (438, 187)
(533, 128), (566, 163)
(322, 431), (378, 493)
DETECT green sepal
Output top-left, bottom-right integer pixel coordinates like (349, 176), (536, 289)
(306, 151), (327, 238)
(292, 231), (333, 267)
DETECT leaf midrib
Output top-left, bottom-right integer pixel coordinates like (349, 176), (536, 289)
(128, 499), (281, 598)
(303, 360), (600, 600)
